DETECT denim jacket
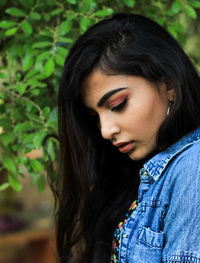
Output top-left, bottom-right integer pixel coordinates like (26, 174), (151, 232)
(119, 128), (200, 262)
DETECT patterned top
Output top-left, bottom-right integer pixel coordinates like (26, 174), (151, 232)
(110, 200), (138, 263)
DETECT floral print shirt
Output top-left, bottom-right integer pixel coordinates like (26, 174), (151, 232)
(110, 200), (138, 263)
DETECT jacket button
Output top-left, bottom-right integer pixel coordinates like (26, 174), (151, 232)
(143, 170), (148, 177)
(123, 234), (127, 238)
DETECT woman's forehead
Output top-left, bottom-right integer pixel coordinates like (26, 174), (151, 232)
(82, 71), (132, 108)
(83, 70), (129, 94)
(82, 71), (126, 107)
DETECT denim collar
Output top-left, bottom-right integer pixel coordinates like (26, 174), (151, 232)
(142, 128), (200, 181)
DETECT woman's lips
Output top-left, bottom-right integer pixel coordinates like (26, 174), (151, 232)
(117, 141), (135, 153)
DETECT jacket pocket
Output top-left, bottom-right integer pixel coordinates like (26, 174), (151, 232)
(137, 226), (164, 249)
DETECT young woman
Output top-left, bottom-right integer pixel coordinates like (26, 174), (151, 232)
(54, 13), (200, 262)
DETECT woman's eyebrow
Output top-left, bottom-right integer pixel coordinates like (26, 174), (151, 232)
(97, 87), (128, 107)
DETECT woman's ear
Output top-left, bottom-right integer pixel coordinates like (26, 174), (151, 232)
(167, 87), (175, 103)
(164, 80), (175, 103)
(159, 79), (175, 103)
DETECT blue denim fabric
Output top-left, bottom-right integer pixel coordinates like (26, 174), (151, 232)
(119, 128), (200, 262)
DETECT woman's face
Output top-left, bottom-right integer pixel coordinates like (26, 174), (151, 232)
(83, 70), (174, 161)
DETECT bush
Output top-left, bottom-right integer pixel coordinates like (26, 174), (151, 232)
(0, 0), (200, 193)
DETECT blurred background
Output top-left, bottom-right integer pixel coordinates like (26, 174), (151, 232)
(0, 0), (200, 262)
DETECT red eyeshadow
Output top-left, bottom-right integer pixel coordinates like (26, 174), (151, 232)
(110, 95), (127, 107)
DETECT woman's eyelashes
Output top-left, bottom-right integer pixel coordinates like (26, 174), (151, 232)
(110, 96), (128, 111)
(86, 95), (128, 122)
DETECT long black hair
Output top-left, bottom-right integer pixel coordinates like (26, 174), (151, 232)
(53, 13), (200, 263)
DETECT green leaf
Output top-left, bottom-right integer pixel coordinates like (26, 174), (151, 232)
(0, 72), (6, 78)
(46, 139), (56, 161)
(22, 54), (34, 71)
(37, 174), (46, 193)
(42, 148), (49, 162)
(32, 41), (52, 48)
(94, 8), (114, 17)
(30, 73), (46, 80)
(0, 183), (10, 191)
(44, 0), (54, 6)
(144, 6), (160, 18)
(44, 58), (55, 76)
(2, 154), (17, 174)
(19, 0), (30, 8)
(0, 118), (11, 130)
(12, 108), (26, 121)
(57, 46), (68, 57)
(156, 18), (165, 26)
(27, 79), (46, 88)
(24, 69), (38, 79)
(167, 25), (178, 38)
(16, 83), (27, 94)
(5, 27), (18, 36)
(24, 100), (33, 112)
(31, 88), (40, 95)
(50, 8), (62, 16)
(44, 13), (50, 21)
(8, 174), (22, 192)
(82, 0), (93, 12)
(43, 107), (50, 118)
(21, 21), (33, 35)
(0, 132), (15, 145)
(30, 159), (43, 172)
(59, 19), (73, 36)
(16, 72), (22, 81)
(6, 7), (26, 17)
(57, 37), (73, 43)
(189, 0), (200, 8)
(171, 0), (182, 14)
(33, 130), (48, 149)
(80, 17), (92, 32)
(124, 0), (135, 8)
(172, 23), (185, 34)
(14, 121), (34, 132)
(55, 53), (65, 66)
(19, 156), (28, 165)
(31, 12), (41, 20)
(47, 107), (58, 128)
(30, 172), (39, 185)
(63, 12), (76, 20)
(0, 20), (17, 28)
(23, 132), (36, 145)
(41, 29), (53, 38)
(30, 89), (40, 95)
(185, 5), (197, 19)
(36, 51), (50, 63)
(67, 0), (76, 4)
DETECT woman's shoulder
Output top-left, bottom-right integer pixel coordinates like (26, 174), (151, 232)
(167, 138), (200, 189)
(171, 138), (200, 169)
(162, 139), (200, 254)
(144, 130), (200, 182)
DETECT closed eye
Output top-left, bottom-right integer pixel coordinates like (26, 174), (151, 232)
(111, 96), (128, 111)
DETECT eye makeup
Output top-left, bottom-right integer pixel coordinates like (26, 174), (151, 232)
(97, 87), (128, 107)
(110, 95), (128, 111)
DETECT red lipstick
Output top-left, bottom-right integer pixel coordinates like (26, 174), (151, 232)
(114, 141), (135, 154)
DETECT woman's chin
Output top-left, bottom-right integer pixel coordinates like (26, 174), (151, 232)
(128, 146), (157, 162)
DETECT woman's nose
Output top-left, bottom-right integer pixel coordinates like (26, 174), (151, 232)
(99, 114), (120, 140)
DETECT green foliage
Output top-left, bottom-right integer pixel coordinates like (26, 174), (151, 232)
(0, 0), (200, 193)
